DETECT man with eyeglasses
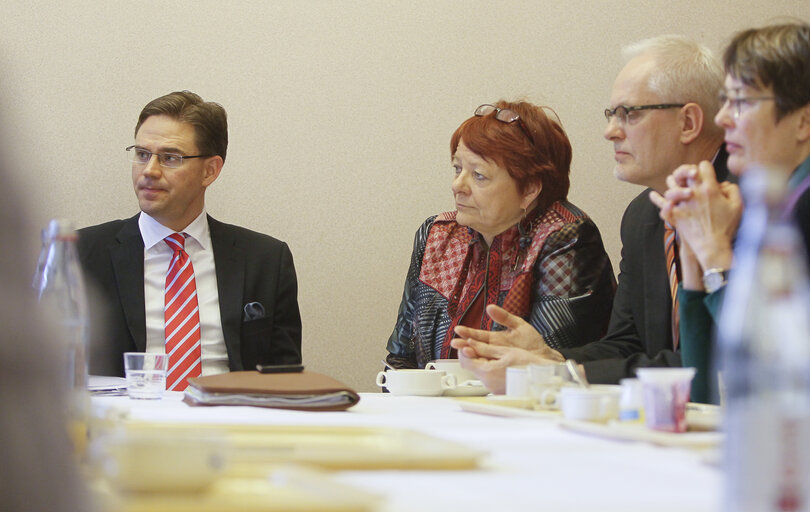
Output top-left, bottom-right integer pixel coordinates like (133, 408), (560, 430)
(452, 35), (730, 390)
(77, 91), (302, 387)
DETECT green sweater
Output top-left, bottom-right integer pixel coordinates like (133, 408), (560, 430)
(678, 286), (724, 404)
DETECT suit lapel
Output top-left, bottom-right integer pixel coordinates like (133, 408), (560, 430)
(640, 197), (671, 352)
(209, 216), (245, 368)
(110, 216), (147, 351)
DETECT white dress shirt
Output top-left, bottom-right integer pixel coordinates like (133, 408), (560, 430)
(139, 211), (229, 376)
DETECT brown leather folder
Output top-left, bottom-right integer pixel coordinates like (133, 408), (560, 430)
(182, 371), (360, 411)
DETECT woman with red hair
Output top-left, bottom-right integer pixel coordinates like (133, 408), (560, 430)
(386, 100), (616, 370)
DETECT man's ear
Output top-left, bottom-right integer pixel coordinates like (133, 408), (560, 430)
(679, 103), (704, 144)
(202, 156), (224, 188)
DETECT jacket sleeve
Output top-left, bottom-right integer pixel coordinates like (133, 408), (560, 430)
(385, 217), (436, 369)
(527, 217), (616, 350)
(559, 192), (680, 384)
(265, 241), (303, 365)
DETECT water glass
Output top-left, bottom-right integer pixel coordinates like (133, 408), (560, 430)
(124, 352), (169, 399)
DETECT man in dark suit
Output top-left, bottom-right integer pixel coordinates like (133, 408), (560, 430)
(451, 35), (728, 392)
(78, 91), (301, 385)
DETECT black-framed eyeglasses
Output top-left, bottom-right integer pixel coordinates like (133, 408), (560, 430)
(718, 91), (777, 120)
(126, 145), (211, 168)
(604, 103), (685, 124)
(474, 104), (535, 147)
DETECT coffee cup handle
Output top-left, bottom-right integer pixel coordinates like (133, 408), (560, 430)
(441, 374), (457, 389)
(375, 371), (387, 388)
(540, 388), (559, 407)
(425, 362), (437, 370)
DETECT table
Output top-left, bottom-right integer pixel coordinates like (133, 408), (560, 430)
(92, 392), (721, 512)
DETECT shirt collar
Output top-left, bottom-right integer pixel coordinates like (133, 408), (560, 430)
(138, 210), (210, 251)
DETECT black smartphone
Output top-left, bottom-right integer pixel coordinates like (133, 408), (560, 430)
(256, 364), (305, 374)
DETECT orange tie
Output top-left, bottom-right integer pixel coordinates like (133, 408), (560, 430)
(163, 233), (202, 390)
(664, 223), (680, 350)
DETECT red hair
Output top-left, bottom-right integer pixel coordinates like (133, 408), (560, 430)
(450, 100), (571, 212)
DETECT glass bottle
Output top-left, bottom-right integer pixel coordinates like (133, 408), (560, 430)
(32, 227), (48, 290)
(33, 219), (90, 451)
(717, 167), (810, 512)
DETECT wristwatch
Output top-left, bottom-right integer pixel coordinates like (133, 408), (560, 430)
(702, 268), (729, 294)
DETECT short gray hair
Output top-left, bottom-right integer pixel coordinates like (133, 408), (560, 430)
(623, 35), (724, 125)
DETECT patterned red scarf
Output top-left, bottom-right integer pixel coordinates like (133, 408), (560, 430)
(418, 204), (576, 357)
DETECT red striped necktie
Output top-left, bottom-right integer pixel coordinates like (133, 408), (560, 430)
(163, 233), (202, 390)
(664, 223), (681, 351)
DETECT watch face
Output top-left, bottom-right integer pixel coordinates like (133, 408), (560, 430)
(703, 270), (728, 293)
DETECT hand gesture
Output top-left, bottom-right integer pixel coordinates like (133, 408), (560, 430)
(450, 341), (545, 394)
(649, 160), (742, 271)
(453, 304), (556, 356)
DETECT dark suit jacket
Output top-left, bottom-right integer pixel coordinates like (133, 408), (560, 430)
(559, 148), (730, 383)
(77, 214), (302, 377)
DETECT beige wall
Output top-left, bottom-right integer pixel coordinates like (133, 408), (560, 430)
(1, 1), (806, 391)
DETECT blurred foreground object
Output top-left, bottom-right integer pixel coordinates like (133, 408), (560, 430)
(0, 179), (90, 509)
(718, 167), (810, 511)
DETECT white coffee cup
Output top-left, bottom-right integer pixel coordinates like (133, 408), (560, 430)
(527, 364), (566, 409)
(527, 363), (556, 382)
(376, 369), (457, 396)
(505, 366), (530, 397)
(560, 385), (622, 423)
(425, 359), (477, 384)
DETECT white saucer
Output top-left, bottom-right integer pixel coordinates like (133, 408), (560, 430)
(444, 381), (490, 397)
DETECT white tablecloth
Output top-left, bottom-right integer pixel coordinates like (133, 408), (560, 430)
(92, 392), (721, 512)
